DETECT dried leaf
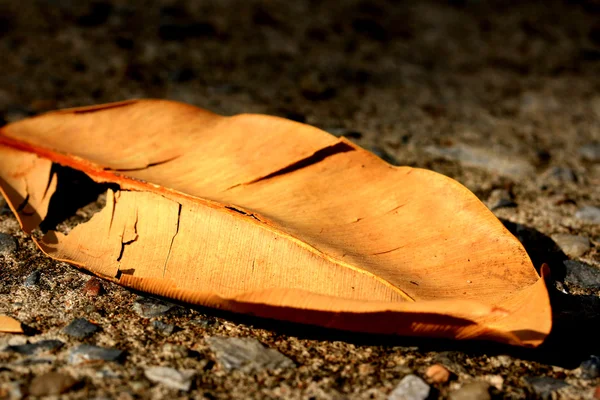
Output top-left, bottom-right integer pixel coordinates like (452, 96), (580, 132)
(0, 100), (551, 346)
(0, 315), (24, 333)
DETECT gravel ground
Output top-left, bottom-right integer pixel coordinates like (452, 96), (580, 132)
(1, 0), (600, 398)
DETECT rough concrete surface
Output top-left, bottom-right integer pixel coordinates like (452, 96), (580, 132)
(1, 0), (599, 398)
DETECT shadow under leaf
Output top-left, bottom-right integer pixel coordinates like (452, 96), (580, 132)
(39, 164), (119, 233)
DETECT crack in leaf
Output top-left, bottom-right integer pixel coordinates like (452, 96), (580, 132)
(16, 193), (30, 213)
(16, 180), (35, 217)
(41, 165), (56, 201)
(162, 203), (182, 278)
(225, 141), (354, 190)
(116, 210), (138, 262)
(371, 246), (404, 256)
(105, 155), (182, 172)
(351, 203), (406, 224)
(385, 203), (407, 214)
(224, 205), (261, 221)
(107, 190), (117, 235)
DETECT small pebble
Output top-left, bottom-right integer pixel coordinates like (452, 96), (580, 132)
(68, 344), (123, 364)
(551, 234), (591, 258)
(7, 336), (28, 346)
(82, 277), (103, 296)
(24, 270), (41, 287)
(133, 297), (174, 318)
(29, 372), (78, 396)
(575, 206), (600, 224)
(434, 352), (467, 375)
(96, 368), (120, 379)
(493, 355), (512, 367)
(425, 144), (535, 179)
(161, 343), (188, 360)
(152, 320), (175, 336)
(563, 260), (600, 289)
(4, 340), (64, 356)
(388, 374), (430, 400)
(448, 381), (491, 400)
(63, 318), (99, 339)
(487, 189), (516, 211)
(581, 355), (600, 379)
(425, 364), (451, 383)
(206, 336), (295, 372)
(191, 318), (214, 328)
(144, 366), (196, 391)
(358, 363), (375, 376)
(0, 233), (17, 256)
(524, 376), (568, 398)
(542, 166), (577, 183)
(579, 142), (600, 162)
(483, 375), (504, 390)
(491, 198), (517, 211)
(129, 380), (148, 392)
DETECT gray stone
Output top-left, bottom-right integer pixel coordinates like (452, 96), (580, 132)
(206, 336), (295, 372)
(152, 320), (175, 336)
(4, 340), (64, 356)
(425, 144), (535, 179)
(579, 142), (600, 162)
(575, 206), (600, 224)
(388, 374), (430, 400)
(191, 318), (215, 328)
(580, 355), (600, 379)
(425, 144), (535, 178)
(486, 189), (516, 211)
(433, 351), (468, 375)
(0, 233), (17, 256)
(63, 318), (100, 339)
(29, 372), (79, 396)
(563, 260), (600, 289)
(68, 344), (124, 364)
(96, 368), (121, 379)
(492, 198), (517, 210)
(144, 366), (196, 391)
(161, 343), (188, 359)
(23, 270), (41, 287)
(542, 166), (577, 183)
(132, 296), (174, 318)
(448, 381), (491, 400)
(524, 376), (568, 398)
(551, 234), (591, 258)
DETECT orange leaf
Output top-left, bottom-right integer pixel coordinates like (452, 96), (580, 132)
(0, 315), (24, 334)
(0, 99), (551, 346)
